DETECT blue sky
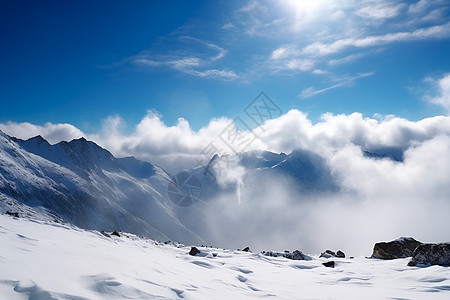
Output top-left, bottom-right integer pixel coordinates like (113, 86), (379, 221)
(1, 0), (450, 132)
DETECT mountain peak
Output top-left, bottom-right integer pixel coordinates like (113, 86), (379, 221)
(26, 135), (50, 145)
(69, 137), (88, 143)
(27, 135), (45, 141)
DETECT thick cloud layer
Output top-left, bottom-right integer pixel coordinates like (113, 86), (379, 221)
(2, 110), (449, 172)
(1, 110), (449, 255)
(198, 134), (450, 255)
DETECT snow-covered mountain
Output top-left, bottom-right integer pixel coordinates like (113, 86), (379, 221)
(0, 130), (203, 244)
(1, 129), (402, 249)
(171, 148), (340, 205)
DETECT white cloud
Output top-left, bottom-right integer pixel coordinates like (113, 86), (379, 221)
(195, 110), (450, 254)
(299, 72), (374, 99)
(424, 73), (450, 113)
(303, 22), (450, 56)
(222, 22), (234, 30)
(268, 46), (314, 74)
(2, 108), (450, 174)
(312, 69), (331, 75)
(270, 47), (287, 60)
(285, 59), (315, 71)
(185, 69), (239, 81)
(0, 122), (84, 144)
(408, 0), (432, 15)
(356, 2), (406, 20)
(238, 1), (265, 13)
(328, 52), (368, 66)
(127, 36), (238, 81)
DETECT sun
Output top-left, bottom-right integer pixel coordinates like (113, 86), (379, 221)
(280, 0), (339, 30)
(284, 0), (332, 14)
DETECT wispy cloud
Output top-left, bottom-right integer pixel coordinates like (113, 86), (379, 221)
(230, 0), (450, 72)
(267, 45), (315, 74)
(126, 36), (238, 81)
(114, 1), (450, 82)
(408, 0), (434, 15)
(184, 69), (239, 80)
(356, 1), (406, 20)
(238, 1), (266, 13)
(424, 73), (450, 113)
(328, 52), (368, 66)
(299, 72), (374, 99)
(303, 22), (450, 56)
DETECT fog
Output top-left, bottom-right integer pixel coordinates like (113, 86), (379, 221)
(194, 135), (450, 256)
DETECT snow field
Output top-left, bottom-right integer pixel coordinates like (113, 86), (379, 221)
(0, 214), (449, 300)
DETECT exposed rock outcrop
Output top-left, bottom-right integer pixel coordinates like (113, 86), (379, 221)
(336, 250), (345, 258)
(371, 237), (421, 259)
(189, 246), (201, 256)
(408, 243), (450, 266)
(262, 250), (309, 260)
(320, 249), (345, 258)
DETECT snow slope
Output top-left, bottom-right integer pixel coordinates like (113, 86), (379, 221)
(0, 131), (202, 244)
(1, 130), (348, 250)
(0, 214), (449, 300)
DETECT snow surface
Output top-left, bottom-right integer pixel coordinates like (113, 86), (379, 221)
(0, 132), (203, 245)
(0, 214), (449, 300)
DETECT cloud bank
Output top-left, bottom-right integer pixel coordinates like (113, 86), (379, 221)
(1, 109), (450, 172)
(1, 108), (449, 254)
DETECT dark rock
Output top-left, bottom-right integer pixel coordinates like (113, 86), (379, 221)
(336, 250), (345, 258)
(408, 243), (450, 266)
(320, 249), (345, 258)
(189, 246), (201, 256)
(100, 231), (111, 238)
(263, 250), (307, 260)
(263, 251), (278, 257)
(320, 250), (336, 258)
(286, 250), (306, 260)
(242, 247), (251, 252)
(371, 237), (422, 259)
(323, 261), (335, 268)
(111, 231), (121, 237)
(5, 211), (19, 218)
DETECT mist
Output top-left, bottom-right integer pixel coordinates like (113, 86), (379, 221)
(192, 135), (450, 256)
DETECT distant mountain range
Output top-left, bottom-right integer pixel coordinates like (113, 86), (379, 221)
(0, 130), (400, 245)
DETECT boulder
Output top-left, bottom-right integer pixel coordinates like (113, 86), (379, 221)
(371, 237), (421, 259)
(189, 246), (201, 256)
(242, 247), (251, 252)
(408, 243), (450, 266)
(111, 231), (121, 237)
(336, 250), (345, 258)
(5, 211), (19, 218)
(284, 250), (306, 260)
(323, 261), (335, 268)
(319, 250), (335, 258)
(263, 250), (308, 260)
(320, 249), (346, 258)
